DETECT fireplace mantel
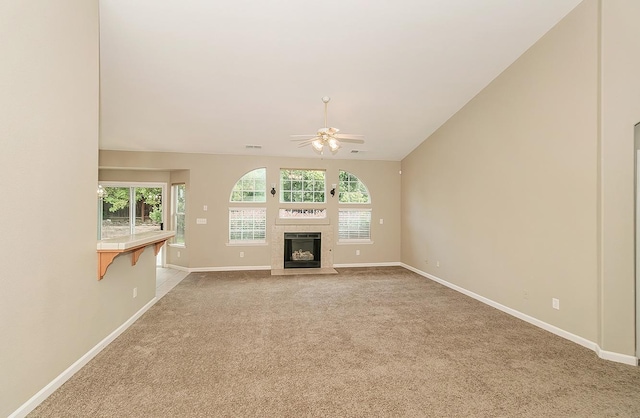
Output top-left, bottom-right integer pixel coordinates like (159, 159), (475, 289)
(274, 217), (330, 225)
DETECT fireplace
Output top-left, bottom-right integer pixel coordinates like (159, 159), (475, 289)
(284, 232), (321, 269)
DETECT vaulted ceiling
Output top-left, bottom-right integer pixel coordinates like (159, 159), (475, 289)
(98, 0), (582, 161)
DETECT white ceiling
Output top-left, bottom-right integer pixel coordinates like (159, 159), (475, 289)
(98, 0), (582, 161)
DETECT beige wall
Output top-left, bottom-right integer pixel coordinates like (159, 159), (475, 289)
(402, 0), (640, 357)
(0, 2), (159, 415)
(99, 169), (171, 184)
(99, 151), (402, 269)
(402, 0), (600, 343)
(600, 0), (640, 357)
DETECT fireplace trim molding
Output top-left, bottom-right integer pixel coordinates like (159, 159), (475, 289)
(271, 224), (333, 270)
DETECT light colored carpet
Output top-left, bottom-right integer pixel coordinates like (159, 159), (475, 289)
(30, 267), (640, 417)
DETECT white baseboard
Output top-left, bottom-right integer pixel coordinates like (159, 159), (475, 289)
(333, 262), (402, 268)
(165, 264), (272, 273)
(400, 263), (638, 367)
(164, 263), (190, 272)
(596, 347), (639, 365)
(169, 263), (403, 272)
(188, 265), (272, 272)
(9, 298), (158, 418)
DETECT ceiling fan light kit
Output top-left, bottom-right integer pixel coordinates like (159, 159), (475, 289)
(312, 139), (324, 151)
(292, 97), (365, 154)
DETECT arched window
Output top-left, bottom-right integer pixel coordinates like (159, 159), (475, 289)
(228, 168), (267, 243)
(338, 170), (371, 203)
(338, 170), (372, 242)
(230, 168), (266, 202)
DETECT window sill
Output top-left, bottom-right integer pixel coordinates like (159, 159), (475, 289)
(336, 240), (374, 245)
(226, 241), (269, 247)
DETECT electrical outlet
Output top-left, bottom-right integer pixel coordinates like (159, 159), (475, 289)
(133, 288), (137, 298)
(379, 218), (384, 225)
(356, 250), (360, 256)
(552, 298), (560, 310)
(240, 251), (244, 258)
(177, 251), (181, 258)
(436, 261), (440, 268)
(203, 205), (208, 211)
(196, 218), (207, 224)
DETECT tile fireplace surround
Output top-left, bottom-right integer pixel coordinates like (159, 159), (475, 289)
(271, 223), (334, 270)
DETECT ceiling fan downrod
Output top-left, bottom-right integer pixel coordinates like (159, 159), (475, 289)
(322, 96), (330, 129)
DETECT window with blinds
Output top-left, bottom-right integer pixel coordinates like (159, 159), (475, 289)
(338, 170), (372, 242)
(229, 208), (266, 243)
(338, 209), (372, 241)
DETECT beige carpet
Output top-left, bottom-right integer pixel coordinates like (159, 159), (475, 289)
(30, 267), (640, 417)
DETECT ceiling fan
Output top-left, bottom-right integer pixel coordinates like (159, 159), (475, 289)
(291, 96), (364, 153)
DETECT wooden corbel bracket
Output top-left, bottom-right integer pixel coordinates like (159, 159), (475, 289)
(97, 237), (170, 280)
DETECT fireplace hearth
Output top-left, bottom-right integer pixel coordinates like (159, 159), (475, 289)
(284, 232), (321, 268)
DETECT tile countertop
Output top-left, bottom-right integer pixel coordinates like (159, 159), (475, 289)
(97, 231), (176, 251)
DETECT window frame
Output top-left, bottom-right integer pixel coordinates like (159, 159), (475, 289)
(338, 170), (371, 204)
(229, 168), (267, 203)
(337, 171), (372, 243)
(171, 183), (186, 247)
(338, 208), (372, 242)
(98, 181), (166, 240)
(228, 207), (267, 244)
(279, 169), (327, 204)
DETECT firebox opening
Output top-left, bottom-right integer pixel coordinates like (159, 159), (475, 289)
(284, 232), (321, 269)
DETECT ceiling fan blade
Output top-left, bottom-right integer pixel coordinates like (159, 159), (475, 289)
(335, 134), (364, 139)
(291, 138), (316, 142)
(290, 134), (319, 137)
(328, 127), (339, 135)
(295, 137), (321, 147)
(337, 138), (365, 144)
